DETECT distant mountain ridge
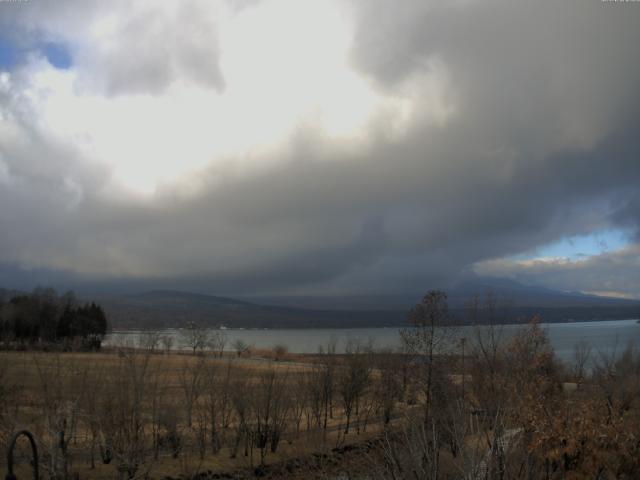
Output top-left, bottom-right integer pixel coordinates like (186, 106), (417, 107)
(445, 278), (639, 309)
(98, 290), (405, 329)
(244, 278), (639, 311)
(97, 279), (640, 329)
(3, 280), (639, 329)
(128, 289), (255, 306)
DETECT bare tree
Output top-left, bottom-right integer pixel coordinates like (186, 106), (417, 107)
(178, 356), (206, 428)
(99, 351), (154, 480)
(305, 345), (336, 438)
(145, 357), (169, 462)
(138, 330), (161, 353)
(290, 372), (308, 436)
(401, 290), (455, 423)
(0, 357), (21, 459)
(232, 338), (251, 357)
(208, 330), (228, 358)
(373, 349), (403, 426)
(33, 355), (80, 479)
(306, 366), (324, 430)
(468, 291), (511, 442)
(338, 338), (372, 435)
(469, 292), (507, 389)
(272, 343), (288, 361)
(156, 399), (182, 459)
(180, 321), (210, 355)
(317, 337), (338, 430)
(251, 368), (291, 464)
(160, 334), (174, 354)
(380, 410), (443, 480)
(230, 376), (251, 460)
(78, 362), (107, 470)
(203, 359), (234, 454)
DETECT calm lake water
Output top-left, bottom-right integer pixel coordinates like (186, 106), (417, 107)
(105, 319), (640, 364)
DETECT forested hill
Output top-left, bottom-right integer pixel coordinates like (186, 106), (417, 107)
(3, 285), (639, 330)
(98, 290), (405, 329)
(98, 289), (640, 329)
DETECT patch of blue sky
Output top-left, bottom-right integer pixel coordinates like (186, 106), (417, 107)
(0, 35), (20, 69)
(0, 34), (72, 70)
(512, 228), (632, 261)
(42, 42), (72, 69)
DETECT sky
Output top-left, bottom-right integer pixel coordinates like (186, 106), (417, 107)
(0, 0), (639, 300)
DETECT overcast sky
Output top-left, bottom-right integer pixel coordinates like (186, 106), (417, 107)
(0, 0), (639, 299)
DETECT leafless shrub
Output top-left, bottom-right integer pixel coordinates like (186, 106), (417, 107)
(232, 338), (251, 357)
(99, 351), (154, 479)
(0, 357), (21, 457)
(230, 376), (251, 460)
(251, 368), (291, 463)
(373, 349), (403, 426)
(272, 343), (288, 361)
(180, 321), (210, 355)
(290, 372), (309, 437)
(208, 330), (228, 358)
(33, 354), (82, 479)
(203, 359), (234, 454)
(160, 334), (174, 354)
(178, 356), (206, 428)
(138, 330), (161, 353)
(338, 338), (373, 435)
(401, 290), (457, 423)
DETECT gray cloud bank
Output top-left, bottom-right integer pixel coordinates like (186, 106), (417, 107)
(0, 0), (639, 297)
(475, 244), (640, 300)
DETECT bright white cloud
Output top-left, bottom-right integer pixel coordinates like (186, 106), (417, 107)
(2, 0), (454, 194)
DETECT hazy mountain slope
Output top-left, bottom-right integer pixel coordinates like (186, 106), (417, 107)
(3, 280), (639, 329)
(243, 278), (639, 311)
(98, 290), (406, 329)
(98, 281), (640, 329)
(446, 278), (639, 308)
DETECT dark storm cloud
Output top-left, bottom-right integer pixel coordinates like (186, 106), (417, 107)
(612, 192), (640, 240)
(0, 0), (639, 296)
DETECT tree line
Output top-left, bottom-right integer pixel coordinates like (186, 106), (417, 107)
(0, 288), (108, 349)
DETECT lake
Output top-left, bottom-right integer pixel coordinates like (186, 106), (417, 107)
(105, 318), (640, 364)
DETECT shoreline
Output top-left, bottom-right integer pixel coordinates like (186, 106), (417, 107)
(106, 317), (640, 333)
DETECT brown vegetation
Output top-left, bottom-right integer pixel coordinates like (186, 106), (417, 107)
(0, 344), (399, 479)
(1, 290), (639, 479)
(376, 291), (640, 480)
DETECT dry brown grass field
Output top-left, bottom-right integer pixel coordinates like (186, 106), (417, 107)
(0, 348), (400, 479)
(2, 315), (640, 480)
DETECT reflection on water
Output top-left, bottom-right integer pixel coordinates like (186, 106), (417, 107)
(105, 319), (640, 363)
